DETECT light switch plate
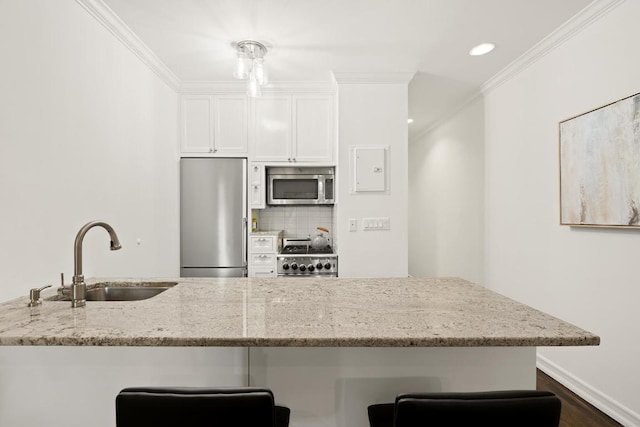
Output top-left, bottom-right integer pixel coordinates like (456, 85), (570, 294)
(363, 217), (390, 230)
(348, 218), (357, 232)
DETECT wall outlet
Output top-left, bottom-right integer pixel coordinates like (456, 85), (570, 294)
(348, 218), (357, 232)
(363, 217), (390, 230)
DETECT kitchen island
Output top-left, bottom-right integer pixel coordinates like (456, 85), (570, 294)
(0, 277), (598, 426)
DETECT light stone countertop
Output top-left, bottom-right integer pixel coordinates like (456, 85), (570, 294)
(0, 277), (599, 347)
(250, 230), (284, 236)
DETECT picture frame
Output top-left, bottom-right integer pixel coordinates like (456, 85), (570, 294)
(559, 92), (640, 228)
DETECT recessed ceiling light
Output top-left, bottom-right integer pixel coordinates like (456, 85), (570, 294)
(469, 43), (495, 56)
(407, 118), (414, 124)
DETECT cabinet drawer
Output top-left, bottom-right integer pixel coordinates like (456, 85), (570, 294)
(250, 268), (276, 278)
(251, 253), (276, 266)
(250, 236), (275, 252)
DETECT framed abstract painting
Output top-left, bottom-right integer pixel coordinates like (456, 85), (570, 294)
(560, 92), (640, 228)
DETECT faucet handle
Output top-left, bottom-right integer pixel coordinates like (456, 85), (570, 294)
(57, 273), (71, 298)
(28, 285), (52, 307)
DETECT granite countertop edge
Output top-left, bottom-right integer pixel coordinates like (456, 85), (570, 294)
(1, 336), (600, 347)
(0, 277), (601, 348)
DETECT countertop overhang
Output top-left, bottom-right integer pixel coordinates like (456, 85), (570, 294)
(0, 277), (600, 347)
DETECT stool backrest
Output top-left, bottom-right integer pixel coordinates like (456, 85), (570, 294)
(394, 390), (561, 427)
(116, 387), (278, 427)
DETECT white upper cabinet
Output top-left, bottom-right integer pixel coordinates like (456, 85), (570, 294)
(213, 95), (248, 154)
(252, 96), (292, 161)
(251, 94), (334, 164)
(292, 96), (333, 163)
(181, 95), (212, 154)
(180, 94), (247, 156)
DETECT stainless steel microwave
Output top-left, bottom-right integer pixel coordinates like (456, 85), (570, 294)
(267, 167), (335, 205)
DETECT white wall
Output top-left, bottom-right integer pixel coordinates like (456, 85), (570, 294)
(484, 1), (640, 424)
(0, 4), (240, 427)
(0, 0), (179, 302)
(0, 346), (247, 427)
(408, 98), (485, 284)
(335, 81), (409, 277)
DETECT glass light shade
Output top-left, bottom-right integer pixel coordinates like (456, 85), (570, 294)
(233, 52), (250, 79)
(233, 41), (268, 96)
(253, 58), (268, 85)
(247, 70), (261, 97)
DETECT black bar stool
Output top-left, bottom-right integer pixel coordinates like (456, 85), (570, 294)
(369, 390), (561, 427)
(116, 387), (290, 427)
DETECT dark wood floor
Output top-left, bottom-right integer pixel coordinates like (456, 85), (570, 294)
(536, 369), (621, 427)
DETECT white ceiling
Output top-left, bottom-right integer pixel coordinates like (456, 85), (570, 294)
(103, 0), (592, 138)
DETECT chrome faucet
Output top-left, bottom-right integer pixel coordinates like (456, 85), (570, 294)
(70, 221), (122, 307)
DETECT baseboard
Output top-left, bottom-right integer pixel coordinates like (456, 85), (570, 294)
(537, 355), (640, 427)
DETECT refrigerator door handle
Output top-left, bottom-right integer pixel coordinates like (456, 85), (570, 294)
(242, 217), (248, 269)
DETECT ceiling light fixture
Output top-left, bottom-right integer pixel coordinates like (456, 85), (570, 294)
(233, 40), (268, 97)
(469, 43), (495, 56)
(407, 118), (414, 124)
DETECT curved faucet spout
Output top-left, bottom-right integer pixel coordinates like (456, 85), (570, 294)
(71, 221), (122, 307)
(74, 221), (122, 277)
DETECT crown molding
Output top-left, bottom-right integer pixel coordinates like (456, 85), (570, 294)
(75, 0), (180, 92)
(179, 81), (336, 95)
(332, 71), (416, 85)
(482, 0), (624, 94)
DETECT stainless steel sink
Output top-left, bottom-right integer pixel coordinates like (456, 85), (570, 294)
(49, 282), (177, 302)
(85, 283), (176, 301)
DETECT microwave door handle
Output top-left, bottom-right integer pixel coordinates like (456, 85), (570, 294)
(267, 175), (274, 205)
(325, 177), (333, 203)
(318, 178), (324, 203)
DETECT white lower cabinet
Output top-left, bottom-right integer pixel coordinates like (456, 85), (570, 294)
(248, 231), (283, 277)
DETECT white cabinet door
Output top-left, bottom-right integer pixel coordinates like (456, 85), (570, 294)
(293, 96), (333, 163)
(249, 163), (266, 209)
(181, 95), (248, 157)
(252, 96), (292, 161)
(213, 95), (248, 155)
(181, 95), (213, 153)
(251, 94), (334, 164)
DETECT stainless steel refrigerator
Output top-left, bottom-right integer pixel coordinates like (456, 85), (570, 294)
(180, 158), (247, 277)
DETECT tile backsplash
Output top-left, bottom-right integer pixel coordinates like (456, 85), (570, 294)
(255, 206), (335, 244)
